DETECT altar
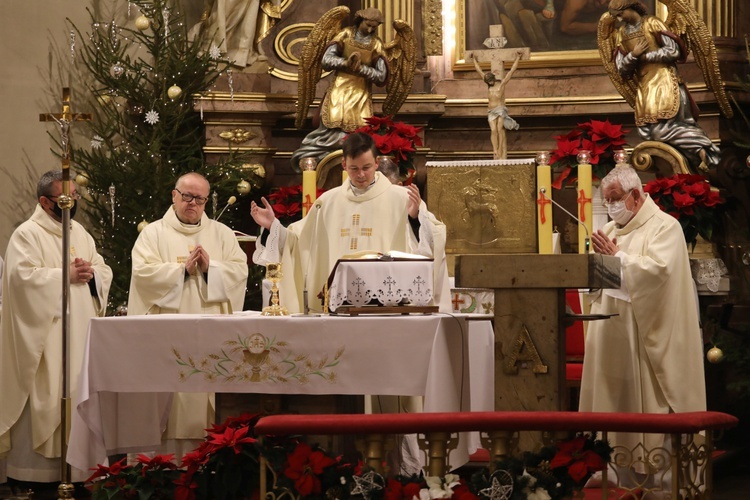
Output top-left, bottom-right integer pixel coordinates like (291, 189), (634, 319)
(67, 312), (494, 472)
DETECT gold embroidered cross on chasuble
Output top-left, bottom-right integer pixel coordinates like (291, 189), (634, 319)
(341, 214), (373, 250)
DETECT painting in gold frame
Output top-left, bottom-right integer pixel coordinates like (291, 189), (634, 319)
(456, 0), (661, 69)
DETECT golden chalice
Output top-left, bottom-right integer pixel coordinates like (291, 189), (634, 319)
(262, 262), (289, 316)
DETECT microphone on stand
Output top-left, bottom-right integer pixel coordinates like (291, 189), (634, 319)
(539, 188), (590, 253)
(215, 196), (237, 221)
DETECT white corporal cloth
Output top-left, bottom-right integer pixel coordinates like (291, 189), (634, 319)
(67, 313), (493, 472)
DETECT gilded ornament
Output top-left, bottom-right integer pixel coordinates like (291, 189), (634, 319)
(241, 163), (266, 178)
(706, 346), (724, 363)
(137, 220), (150, 232)
(74, 173), (89, 188)
(219, 128), (256, 144)
(236, 180), (251, 195)
(135, 15), (150, 31)
(421, 0), (444, 56)
(167, 84), (182, 99)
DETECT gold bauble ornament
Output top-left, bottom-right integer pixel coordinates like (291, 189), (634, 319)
(75, 173), (89, 188)
(237, 179), (251, 195)
(137, 220), (150, 233)
(135, 15), (150, 31)
(706, 346), (724, 364)
(167, 84), (183, 100)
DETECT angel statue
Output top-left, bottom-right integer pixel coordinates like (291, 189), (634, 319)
(598, 0), (733, 172)
(291, 6), (416, 171)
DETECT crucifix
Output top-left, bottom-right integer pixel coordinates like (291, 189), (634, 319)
(467, 25), (530, 159)
(39, 87), (92, 498)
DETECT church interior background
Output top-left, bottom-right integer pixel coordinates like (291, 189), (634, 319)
(1, 0), (750, 495)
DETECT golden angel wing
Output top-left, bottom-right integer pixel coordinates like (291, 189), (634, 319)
(382, 19), (417, 117)
(295, 6), (350, 129)
(597, 12), (637, 109)
(661, 0), (733, 117)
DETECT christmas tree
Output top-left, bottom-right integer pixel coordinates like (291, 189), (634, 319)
(69, 0), (263, 311)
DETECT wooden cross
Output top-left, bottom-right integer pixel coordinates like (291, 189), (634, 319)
(465, 25), (530, 79)
(39, 87), (92, 168)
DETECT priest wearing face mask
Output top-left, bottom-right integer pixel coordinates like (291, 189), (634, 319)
(0, 170), (112, 484)
(579, 164), (705, 483)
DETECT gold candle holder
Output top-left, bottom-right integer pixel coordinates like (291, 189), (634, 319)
(262, 263), (289, 316)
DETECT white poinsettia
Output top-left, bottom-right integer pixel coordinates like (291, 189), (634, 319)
(419, 475), (461, 499)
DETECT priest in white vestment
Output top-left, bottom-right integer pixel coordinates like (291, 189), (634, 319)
(579, 165), (706, 480)
(0, 170), (112, 482)
(128, 172), (248, 457)
(251, 132), (451, 314)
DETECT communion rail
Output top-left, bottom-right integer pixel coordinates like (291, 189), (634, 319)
(254, 410), (738, 499)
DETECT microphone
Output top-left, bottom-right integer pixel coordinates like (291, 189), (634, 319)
(215, 196), (237, 221)
(539, 188), (590, 253)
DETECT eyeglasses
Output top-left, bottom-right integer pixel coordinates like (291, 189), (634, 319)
(175, 188), (208, 205)
(602, 190), (632, 208)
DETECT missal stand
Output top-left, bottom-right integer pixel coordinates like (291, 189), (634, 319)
(455, 253), (620, 446)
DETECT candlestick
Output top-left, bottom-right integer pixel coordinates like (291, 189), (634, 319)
(536, 152), (553, 254)
(300, 157), (317, 217)
(576, 150), (592, 254)
(341, 169), (349, 184)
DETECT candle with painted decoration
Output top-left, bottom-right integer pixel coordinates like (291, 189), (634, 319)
(341, 169), (349, 184)
(576, 150), (593, 254)
(536, 152), (553, 254)
(300, 157), (317, 217)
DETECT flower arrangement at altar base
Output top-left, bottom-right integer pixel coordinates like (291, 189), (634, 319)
(644, 174), (726, 249)
(353, 115), (423, 185)
(550, 119), (628, 189)
(86, 411), (612, 500)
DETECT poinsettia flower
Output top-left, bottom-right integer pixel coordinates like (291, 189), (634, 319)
(85, 461), (115, 483)
(174, 471), (198, 500)
(672, 190), (697, 209)
(137, 453), (177, 476)
(551, 165), (573, 190)
(550, 137), (580, 164)
(703, 189), (724, 207)
(283, 442), (337, 496)
(205, 424), (257, 454)
(549, 435), (607, 483)
(580, 138), (607, 165)
(364, 115), (395, 129)
(584, 119), (628, 147)
(451, 482), (479, 500)
(554, 129), (583, 142)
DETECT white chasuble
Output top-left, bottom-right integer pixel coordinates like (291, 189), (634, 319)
(0, 205), (112, 480)
(254, 173), (451, 313)
(579, 195), (706, 457)
(128, 207), (248, 442)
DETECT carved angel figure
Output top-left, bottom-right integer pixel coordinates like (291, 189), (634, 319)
(598, 0), (733, 171)
(291, 6), (416, 171)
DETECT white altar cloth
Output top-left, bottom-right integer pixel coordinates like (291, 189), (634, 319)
(328, 259), (435, 309)
(67, 313), (494, 472)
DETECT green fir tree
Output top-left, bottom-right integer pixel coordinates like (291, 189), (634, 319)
(68, 0), (263, 311)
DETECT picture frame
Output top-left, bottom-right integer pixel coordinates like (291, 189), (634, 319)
(456, 0), (661, 70)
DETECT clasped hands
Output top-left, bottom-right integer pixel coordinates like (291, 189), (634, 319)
(70, 257), (94, 284)
(186, 245), (210, 275)
(591, 230), (620, 256)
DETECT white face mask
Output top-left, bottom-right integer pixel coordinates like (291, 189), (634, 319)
(607, 191), (634, 225)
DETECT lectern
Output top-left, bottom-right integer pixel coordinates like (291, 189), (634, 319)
(455, 253), (621, 415)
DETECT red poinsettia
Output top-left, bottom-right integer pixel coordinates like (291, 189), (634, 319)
(283, 442), (338, 496)
(205, 424), (257, 455)
(352, 115), (423, 184)
(549, 435), (607, 482)
(644, 174), (725, 247)
(383, 477), (424, 499)
(267, 184), (326, 223)
(550, 119), (628, 189)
